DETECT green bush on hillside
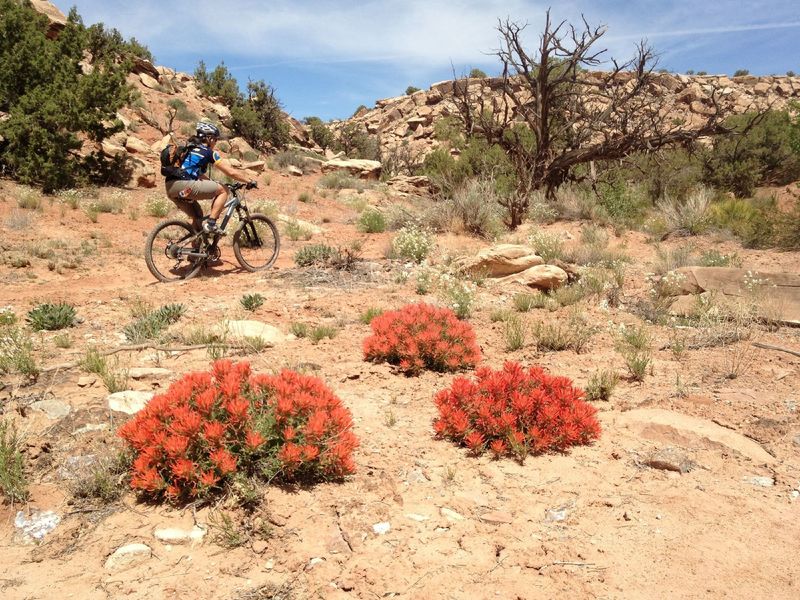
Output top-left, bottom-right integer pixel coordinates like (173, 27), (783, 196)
(0, 3), (135, 192)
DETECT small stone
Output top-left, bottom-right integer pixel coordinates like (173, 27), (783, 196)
(479, 511), (513, 525)
(405, 513), (429, 522)
(104, 543), (152, 570)
(77, 376), (96, 388)
(439, 507), (464, 522)
(745, 476), (774, 487)
(153, 525), (207, 545)
(287, 165), (303, 176)
(265, 559), (275, 570)
(793, 434), (800, 447)
(338, 578), (356, 592)
(545, 507), (570, 522)
(15, 510), (61, 542)
(107, 390), (154, 415)
(72, 423), (109, 436)
(372, 522), (391, 535)
(644, 447), (695, 474)
(307, 557), (325, 570)
(31, 399), (71, 420)
(252, 540), (268, 554)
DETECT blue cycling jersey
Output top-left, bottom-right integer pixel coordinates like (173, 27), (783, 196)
(180, 145), (221, 180)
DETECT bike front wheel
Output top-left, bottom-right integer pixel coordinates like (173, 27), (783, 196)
(232, 213), (280, 272)
(144, 219), (204, 283)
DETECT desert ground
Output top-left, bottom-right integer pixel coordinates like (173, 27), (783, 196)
(1, 172), (799, 600)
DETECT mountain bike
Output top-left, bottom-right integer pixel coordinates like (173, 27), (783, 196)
(144, 182), (280, 282)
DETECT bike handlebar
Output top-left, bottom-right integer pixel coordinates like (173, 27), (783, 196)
(226, 181), (258, 192)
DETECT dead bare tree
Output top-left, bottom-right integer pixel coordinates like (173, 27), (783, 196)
(452, 11), (733, 229)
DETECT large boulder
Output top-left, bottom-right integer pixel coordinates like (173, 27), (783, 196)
(667, 267), (800, 325)
(456, 244), (544, 278)
(495, 264), (569, 291)
(322, 158), (382, 180)
(30, 1), (66, 38)
(139, 73), (161, 90)
(125, 136), (154, 155)
(219, 321), (286, 346)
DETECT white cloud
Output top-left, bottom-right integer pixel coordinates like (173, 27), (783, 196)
(53, 0), (800, 74)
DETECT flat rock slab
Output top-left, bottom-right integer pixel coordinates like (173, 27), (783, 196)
(277, 214), (323, 234)
(128, 367), (172, 380)
(105, 543), (152, 570)
(613, 408), (776, 465)
(153, 525), (207, 545)
(670, 267), (800, 325)
(107, 390), (154, 415)
(31, 399), (71, 420)
(220, 320), (286, 345)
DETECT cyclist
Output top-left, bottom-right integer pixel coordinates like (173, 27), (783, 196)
(164, 122), (258, 235)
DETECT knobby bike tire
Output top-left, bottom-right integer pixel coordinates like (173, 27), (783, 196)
(144, 219), (204, 283)
(232, 213), (280, 272)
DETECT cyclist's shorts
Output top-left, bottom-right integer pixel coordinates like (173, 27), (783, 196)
(165, 179), (220, 201)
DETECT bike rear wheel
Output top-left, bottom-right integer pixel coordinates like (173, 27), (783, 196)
(232, 213), (280, 272)
(144, 219), (204, 282)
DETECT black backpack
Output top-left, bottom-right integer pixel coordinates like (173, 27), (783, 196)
(159, 142), (196, 180)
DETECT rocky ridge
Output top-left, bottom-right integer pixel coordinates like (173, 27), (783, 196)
(342, 72), (800, 163)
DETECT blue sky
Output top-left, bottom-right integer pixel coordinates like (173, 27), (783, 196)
(52, 1), (800, 121)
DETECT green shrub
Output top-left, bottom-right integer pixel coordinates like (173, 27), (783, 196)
(446, 178), (503, 238)
(405, 85), (421, 95)
(53, 333), (72, 349)
(290, 322), (309, 338)
(71, 452), (130, 504)
(167, 98), (198, 122)
(194, 60), (241, 106)
(0, 2), (133, 192)
(272, 149), (310, 172)
(615, 324), (652, 381)
(309, 325), (338, 344)
(240, 293), (265, 312)
(304, 116), (335, 150)
(146, 196), (172, 218)
(391, 226), (433, 263)
(596, 181), (649, 229)
(123, 303), (185, 343)
(318, 171), (363, 190)
(699, 250), (742, 268)
(774, 200), (800, 250)
(656, 187), (712, 235)
(469, 68), (488, 78)
(17, 187), (42, 210)
(298, 191), (312, 203)
(334, 122), (380, 160)
(0, 420), (28, 503)
(26, 302), (77, 331)
(585, 370), (619, 401)
(438, 279), (477, 320)
(295, 243), (336, 267)
(701, 110), (800, 197)
(230, 80), (291, 151)
(360, 308), (383, 325)
(284, 219), (313, 241)
(708, 196), (776, 248)
(527, 230), (565, 262)
(533, 313), (594, 353)
(504, 315), (527, 351)
(513, 291), (546, 312)
(0, 325), (38, 377)
(357, 208), (386, 233)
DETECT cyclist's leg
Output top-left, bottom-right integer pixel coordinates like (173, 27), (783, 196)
(208, 185), (228, 221)
(167, 180), (224, 225)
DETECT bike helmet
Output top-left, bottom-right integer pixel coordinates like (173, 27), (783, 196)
(196, 121), (221, 140)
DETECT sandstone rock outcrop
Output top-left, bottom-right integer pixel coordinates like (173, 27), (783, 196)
(495, 264), (569, 291)
(456, 244), (544, 278)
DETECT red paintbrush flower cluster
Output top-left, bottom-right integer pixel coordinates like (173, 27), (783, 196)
(433, 362), (600, 459)
(363, 303), (481, 375)
(118, 360), (358, 502)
